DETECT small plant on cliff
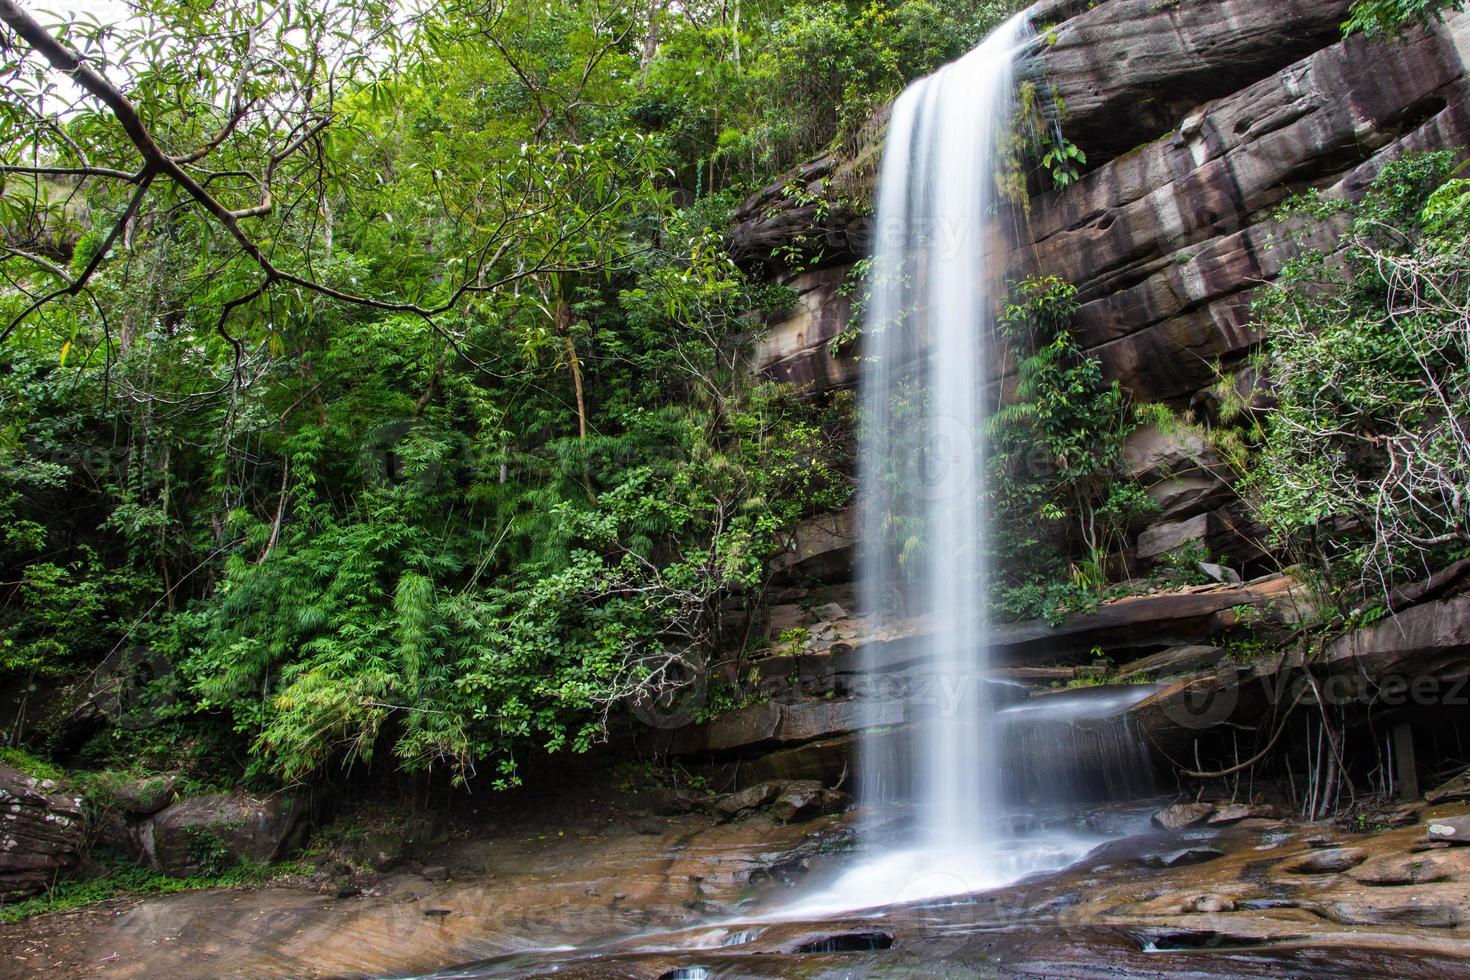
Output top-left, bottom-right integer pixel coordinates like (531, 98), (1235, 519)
(998, 83), (1087, 201)
(1040, 137), (1087, 189)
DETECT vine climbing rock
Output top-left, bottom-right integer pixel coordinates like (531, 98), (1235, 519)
(0, 765), (85, 900)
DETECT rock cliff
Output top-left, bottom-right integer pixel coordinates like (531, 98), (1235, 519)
(0, 766), (84, 899)
(732, 5), (1470, 407)
(704, 0), (1470, 795)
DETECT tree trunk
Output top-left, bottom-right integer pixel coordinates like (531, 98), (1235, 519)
(556, 299), (588, 440)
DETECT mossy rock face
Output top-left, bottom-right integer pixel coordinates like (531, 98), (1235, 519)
(145, 792), (309, 877)
(95, 773), (178, 816)
(351, 830), (409, 872)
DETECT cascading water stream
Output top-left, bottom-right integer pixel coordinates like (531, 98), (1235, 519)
(855, 8), (1031, 859)
(783, 9), (1155, 914)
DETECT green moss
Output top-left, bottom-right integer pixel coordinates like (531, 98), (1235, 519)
(0, 850), (276, 925)
(0, 748), (64, 782)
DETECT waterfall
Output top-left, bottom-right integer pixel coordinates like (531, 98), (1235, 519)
(860, 6), (1027, 861)
(786, 10), (1148, 915)
(855, 8), (1032, 857)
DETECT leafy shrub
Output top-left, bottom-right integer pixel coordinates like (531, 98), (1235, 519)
(1250, 151), (1470, 602)
(1344, 0), (1466, 37)
(988, 277), (1154, 622)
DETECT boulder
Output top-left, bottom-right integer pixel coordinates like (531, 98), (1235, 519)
(1426, 815), (1470, 845)
(729, 733), (860, 788)
(1425, 770), (1470, 805)
(102, 773), (177, 815)
(142, 790), (310, 877)
(1136, 514), (1210, 563)
(768, 507), (856, 585)
(712, 780), (848, 823)
(1387, 558), (1470, 614)
(987, 574), (1306, 661)
(1148, 846), (1225, 868)
(1121, 426), (1232, 521)
(714, 782), (784, 819)
(1152, 802), (1215, 830)
(1117, 645), (1224, 681)
(1134, 506), (1272, 568)
(776, 699), (869, 743)
(1198, 563), (1242, 585)
(402, 812), (451, 852)
(1135, 592), (1470, 750)
(1323, 595), (1470, 677)
(350, 830), (409, 872)
(771, 783), (850, 823)
(697, 702), (784, 753)
(1348, 853), (1449, 886)
(1282, 847), (1367, 874)
(1385, 804), (1424, 828)
(0, 765), (85, 899)
(1190, 893), (1236, 913)
(811, 602), (849, 622)
(1206, 803), (1274, 826)
(1323, 899), (1463, 929)
(672, 696), (904, 756)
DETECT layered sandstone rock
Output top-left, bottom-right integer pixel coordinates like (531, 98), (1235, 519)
(1031, 24), (1470, 401)
(1029, 0), (1357, 164)
(0, 766), (84, 899)
(736, 7), (1470, 408)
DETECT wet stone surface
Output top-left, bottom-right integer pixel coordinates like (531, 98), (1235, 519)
(3, 798), (1470, 978)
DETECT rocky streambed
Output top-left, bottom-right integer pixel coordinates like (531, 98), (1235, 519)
(6, 785), (1470, 979)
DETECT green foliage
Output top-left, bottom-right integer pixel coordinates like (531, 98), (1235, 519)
(0, 352), (158, 683)
(168, 272), (848, 785)
(777, 626), (812, 648)
(638, 0), (1027, 186)
(988, 277), (1154, 622)
(0, 747), (64, 782)
(1344, 0), (1466, 37)
(0, 850), (269, 925)
(1154, 540), (1213, 588)
(829, 257), (873, 357)
(76, 769), (173, 808)
(1040, 138), (1087, 188)
(0, 0), (865, 791)
(1250, 151), (1470, 603)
